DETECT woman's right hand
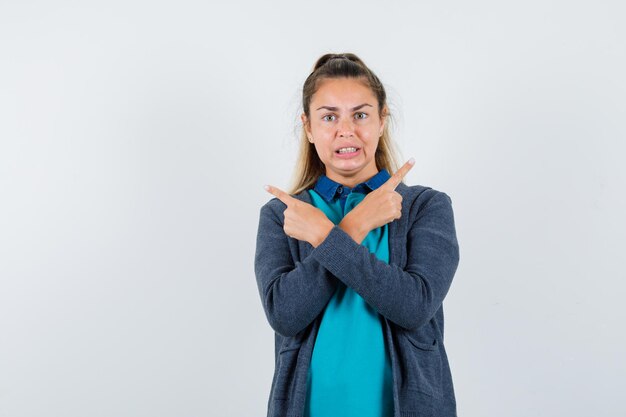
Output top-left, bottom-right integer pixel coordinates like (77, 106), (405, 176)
(342, 158), (415, 236)
(264, 184), (334, 248)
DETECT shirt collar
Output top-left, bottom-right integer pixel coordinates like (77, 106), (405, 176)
(312, 169), (391, 203)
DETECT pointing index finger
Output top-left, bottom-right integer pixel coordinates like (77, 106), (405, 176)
(264, 184), (297, 206)
(383, 158), (415, 190)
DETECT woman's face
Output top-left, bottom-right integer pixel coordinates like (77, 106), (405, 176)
(302, 77), (386, 187)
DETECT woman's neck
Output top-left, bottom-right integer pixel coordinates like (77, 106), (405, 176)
(325, 167), (379, 189)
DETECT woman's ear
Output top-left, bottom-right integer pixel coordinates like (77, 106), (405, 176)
(301, 113), (312, 139)
(379, 106), (388, 136)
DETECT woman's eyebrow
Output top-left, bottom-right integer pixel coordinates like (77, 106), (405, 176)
(315, 103), (373, 112)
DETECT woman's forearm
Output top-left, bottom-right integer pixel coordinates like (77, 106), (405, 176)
(255, 203), (339, 337)
(310, 191), (460, 330)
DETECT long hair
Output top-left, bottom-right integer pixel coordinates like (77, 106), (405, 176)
(287, 53), (403, 195)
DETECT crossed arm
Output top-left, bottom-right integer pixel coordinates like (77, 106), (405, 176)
(254, 191), (460, 337)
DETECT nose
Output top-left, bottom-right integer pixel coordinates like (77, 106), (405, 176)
(337, 117), (355, 137)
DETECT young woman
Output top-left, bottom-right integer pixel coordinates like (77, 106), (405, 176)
(255, 53), (460, 417)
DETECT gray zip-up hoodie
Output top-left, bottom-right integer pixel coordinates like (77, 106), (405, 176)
(254, 181), (460, 417)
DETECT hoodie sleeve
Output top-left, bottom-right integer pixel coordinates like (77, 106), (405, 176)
(254, 200), (339, 337)
(310, 190), (460, 330)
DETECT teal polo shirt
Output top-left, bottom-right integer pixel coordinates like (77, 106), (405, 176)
(304, 169), (394, 417)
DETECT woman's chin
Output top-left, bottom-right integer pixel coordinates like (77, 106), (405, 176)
(331, 162), (363, 173)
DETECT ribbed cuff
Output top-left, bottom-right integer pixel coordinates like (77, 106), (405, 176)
(311, 225), (364, 289)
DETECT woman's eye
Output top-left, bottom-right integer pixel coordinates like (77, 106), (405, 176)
(323, 115), (336, 122)
(355, 112), (368, 120)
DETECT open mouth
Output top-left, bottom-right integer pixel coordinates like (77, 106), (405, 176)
(335, 147), (361, 154)
(335, 147), (361, 158)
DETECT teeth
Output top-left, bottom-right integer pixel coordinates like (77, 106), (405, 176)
(338, 147), (358, 154)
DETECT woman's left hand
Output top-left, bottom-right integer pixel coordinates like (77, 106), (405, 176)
(264, 185), (334, 248)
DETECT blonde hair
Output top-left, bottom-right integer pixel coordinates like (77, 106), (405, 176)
(287, 53), (403, 195)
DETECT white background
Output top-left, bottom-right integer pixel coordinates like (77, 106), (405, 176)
(1, 1), (624, 416)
